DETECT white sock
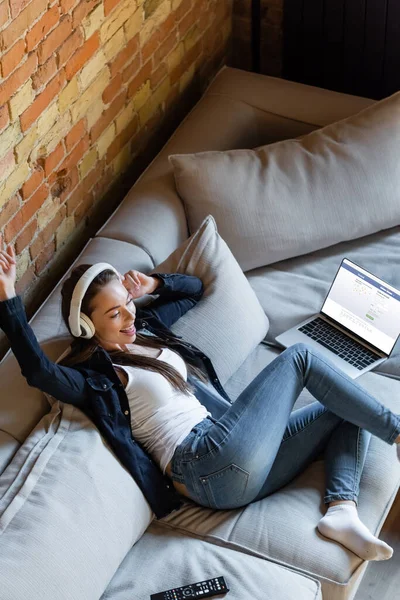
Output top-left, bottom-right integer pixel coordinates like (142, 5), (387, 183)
(317, 504), (393, 561)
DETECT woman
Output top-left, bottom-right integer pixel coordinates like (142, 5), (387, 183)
(1, 242), (399, 563)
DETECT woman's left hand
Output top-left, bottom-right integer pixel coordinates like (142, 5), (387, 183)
(120, 270), (160, 299)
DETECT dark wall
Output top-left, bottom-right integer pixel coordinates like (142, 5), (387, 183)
(282, 0), (400, 100)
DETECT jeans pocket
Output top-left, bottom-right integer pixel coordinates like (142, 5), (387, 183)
(199, 463), (250, 510)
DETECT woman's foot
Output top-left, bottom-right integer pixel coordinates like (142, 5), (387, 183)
(317, 503), (393, 561)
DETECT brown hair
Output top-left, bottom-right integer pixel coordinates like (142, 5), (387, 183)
(59, 264), (209, 395)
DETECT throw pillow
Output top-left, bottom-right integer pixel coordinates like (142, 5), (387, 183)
(0, 401), (153, 600)
(169, 90), (400, 272)
(149, 214), (270, 386)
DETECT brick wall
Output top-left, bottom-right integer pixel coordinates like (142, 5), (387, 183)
(0, 0), (232, 356)
(232, 0), (282, 76)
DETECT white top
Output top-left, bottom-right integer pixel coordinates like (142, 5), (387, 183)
(113, 346), (211, 474)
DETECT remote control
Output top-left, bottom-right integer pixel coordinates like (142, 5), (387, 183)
(150, 576), (229, 599)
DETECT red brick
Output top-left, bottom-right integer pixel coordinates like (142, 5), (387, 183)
(1, 38), (26, 78)
(65, 118), (86, 151)
(35, 238), (56, 275)
(57, 28), (83, 68)
(0, 104), (9, 132)
(74, 192), (94, 225)
(110, 34), (139, 79)
(20, 70), (66, 132)
(26, 5), (60, 52)
(65, 32), (99, 81)
(60, 134), (89, 171)
(4, 182), (49, 243)
(30, 203), (66, 259)
(0, 52), (37, 105)
(0, 0), (47, 52)
(104, 0), (121, 17)
(43, 141), (65, 176)
(175, 0), (191, 22)
(10, 0), (30, 19)
(72, 0), (99, 29)
(150, 60), (167, 88)
(106, 115), (138, 164)
(102, 73), (123, 104)
(0, 195), (20, 230)
(92, 164), (113, 200)
(90, 90), (126, 142)
(21, 167), (44, 200)
(37, 15), (72, 65)
(121, 52), (141, 84)
(140, 29), (160, 64)
(178, 8), (196, 37)
(50, 166), (79, 203)
(0, 1), (9, 28)
(67, 186), (91, 217)
(157, 11), (176, 40)
(127, 60), (152, 98)
(60, 0), (78, 14)
(15, 264), (36, 295)
(154, 28), (177, 63)
(15, 218), (37, 254)
(31, 55), (57, 89)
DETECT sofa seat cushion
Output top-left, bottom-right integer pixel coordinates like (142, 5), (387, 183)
(0, 401), (153, 600)
(100, 521), (322, 600)
(245, 224), (400, 379)
(162, 340), (400, 600)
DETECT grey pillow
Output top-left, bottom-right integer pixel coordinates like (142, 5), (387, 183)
(0, 401), (153, 600)
(149, 215), (269, 385)
(169, 91), (400, 272)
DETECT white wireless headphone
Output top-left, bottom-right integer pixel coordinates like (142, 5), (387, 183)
(68, 262), (121, 339)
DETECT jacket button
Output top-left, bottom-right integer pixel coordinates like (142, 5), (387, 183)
(213, 377), (218, 382)
(142, 321), (147, 327)
(124, 410), (129, 415)
(103, 384), (107, 389)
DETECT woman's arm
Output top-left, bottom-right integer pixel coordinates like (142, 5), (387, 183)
(0, 245), (88, 408)
(137, 272), (205, 329)
(119, 268), (205, 329)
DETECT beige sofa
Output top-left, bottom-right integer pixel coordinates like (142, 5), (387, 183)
(1, 66), (400, 600)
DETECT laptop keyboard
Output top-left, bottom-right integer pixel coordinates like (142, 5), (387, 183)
(298, 317), (379, 370)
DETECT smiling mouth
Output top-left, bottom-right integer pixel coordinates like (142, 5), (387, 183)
(120, 324), (136, 335)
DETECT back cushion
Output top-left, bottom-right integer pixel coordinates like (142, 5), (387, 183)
(0, 401), (153, 600)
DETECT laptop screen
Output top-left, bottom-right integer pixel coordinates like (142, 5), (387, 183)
(321, 258), (400, 356)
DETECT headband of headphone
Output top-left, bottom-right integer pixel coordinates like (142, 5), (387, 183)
(68, 262), (120, 339)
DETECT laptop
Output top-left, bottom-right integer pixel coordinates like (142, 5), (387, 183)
(275, 257), (400, 379)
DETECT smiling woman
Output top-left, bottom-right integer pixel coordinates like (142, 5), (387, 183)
(58, 263), (209, 395)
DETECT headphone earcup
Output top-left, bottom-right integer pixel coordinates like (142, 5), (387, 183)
(79, 313), (96, 339)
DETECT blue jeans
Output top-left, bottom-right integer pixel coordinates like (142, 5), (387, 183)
(170, 343), (400, 510)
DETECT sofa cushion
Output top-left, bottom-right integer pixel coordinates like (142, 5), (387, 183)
(245, 224), (400, 379)
(163, 341), (400, 600)
(169, 90), (400, 272)
(101, 521), (322, 600)
(0, 401), (153, 600)
(149, 214), (270, 385)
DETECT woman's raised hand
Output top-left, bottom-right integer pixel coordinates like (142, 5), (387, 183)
(120, 269), (159, 299)
(0, 243), (17, 301)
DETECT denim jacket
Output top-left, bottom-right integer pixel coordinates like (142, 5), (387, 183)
(0, 273), (232, 519)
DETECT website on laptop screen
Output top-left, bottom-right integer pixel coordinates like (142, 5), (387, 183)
(321, 258), (400, 355)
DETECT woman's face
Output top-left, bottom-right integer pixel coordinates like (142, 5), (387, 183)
(89, 279), (137, 351)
